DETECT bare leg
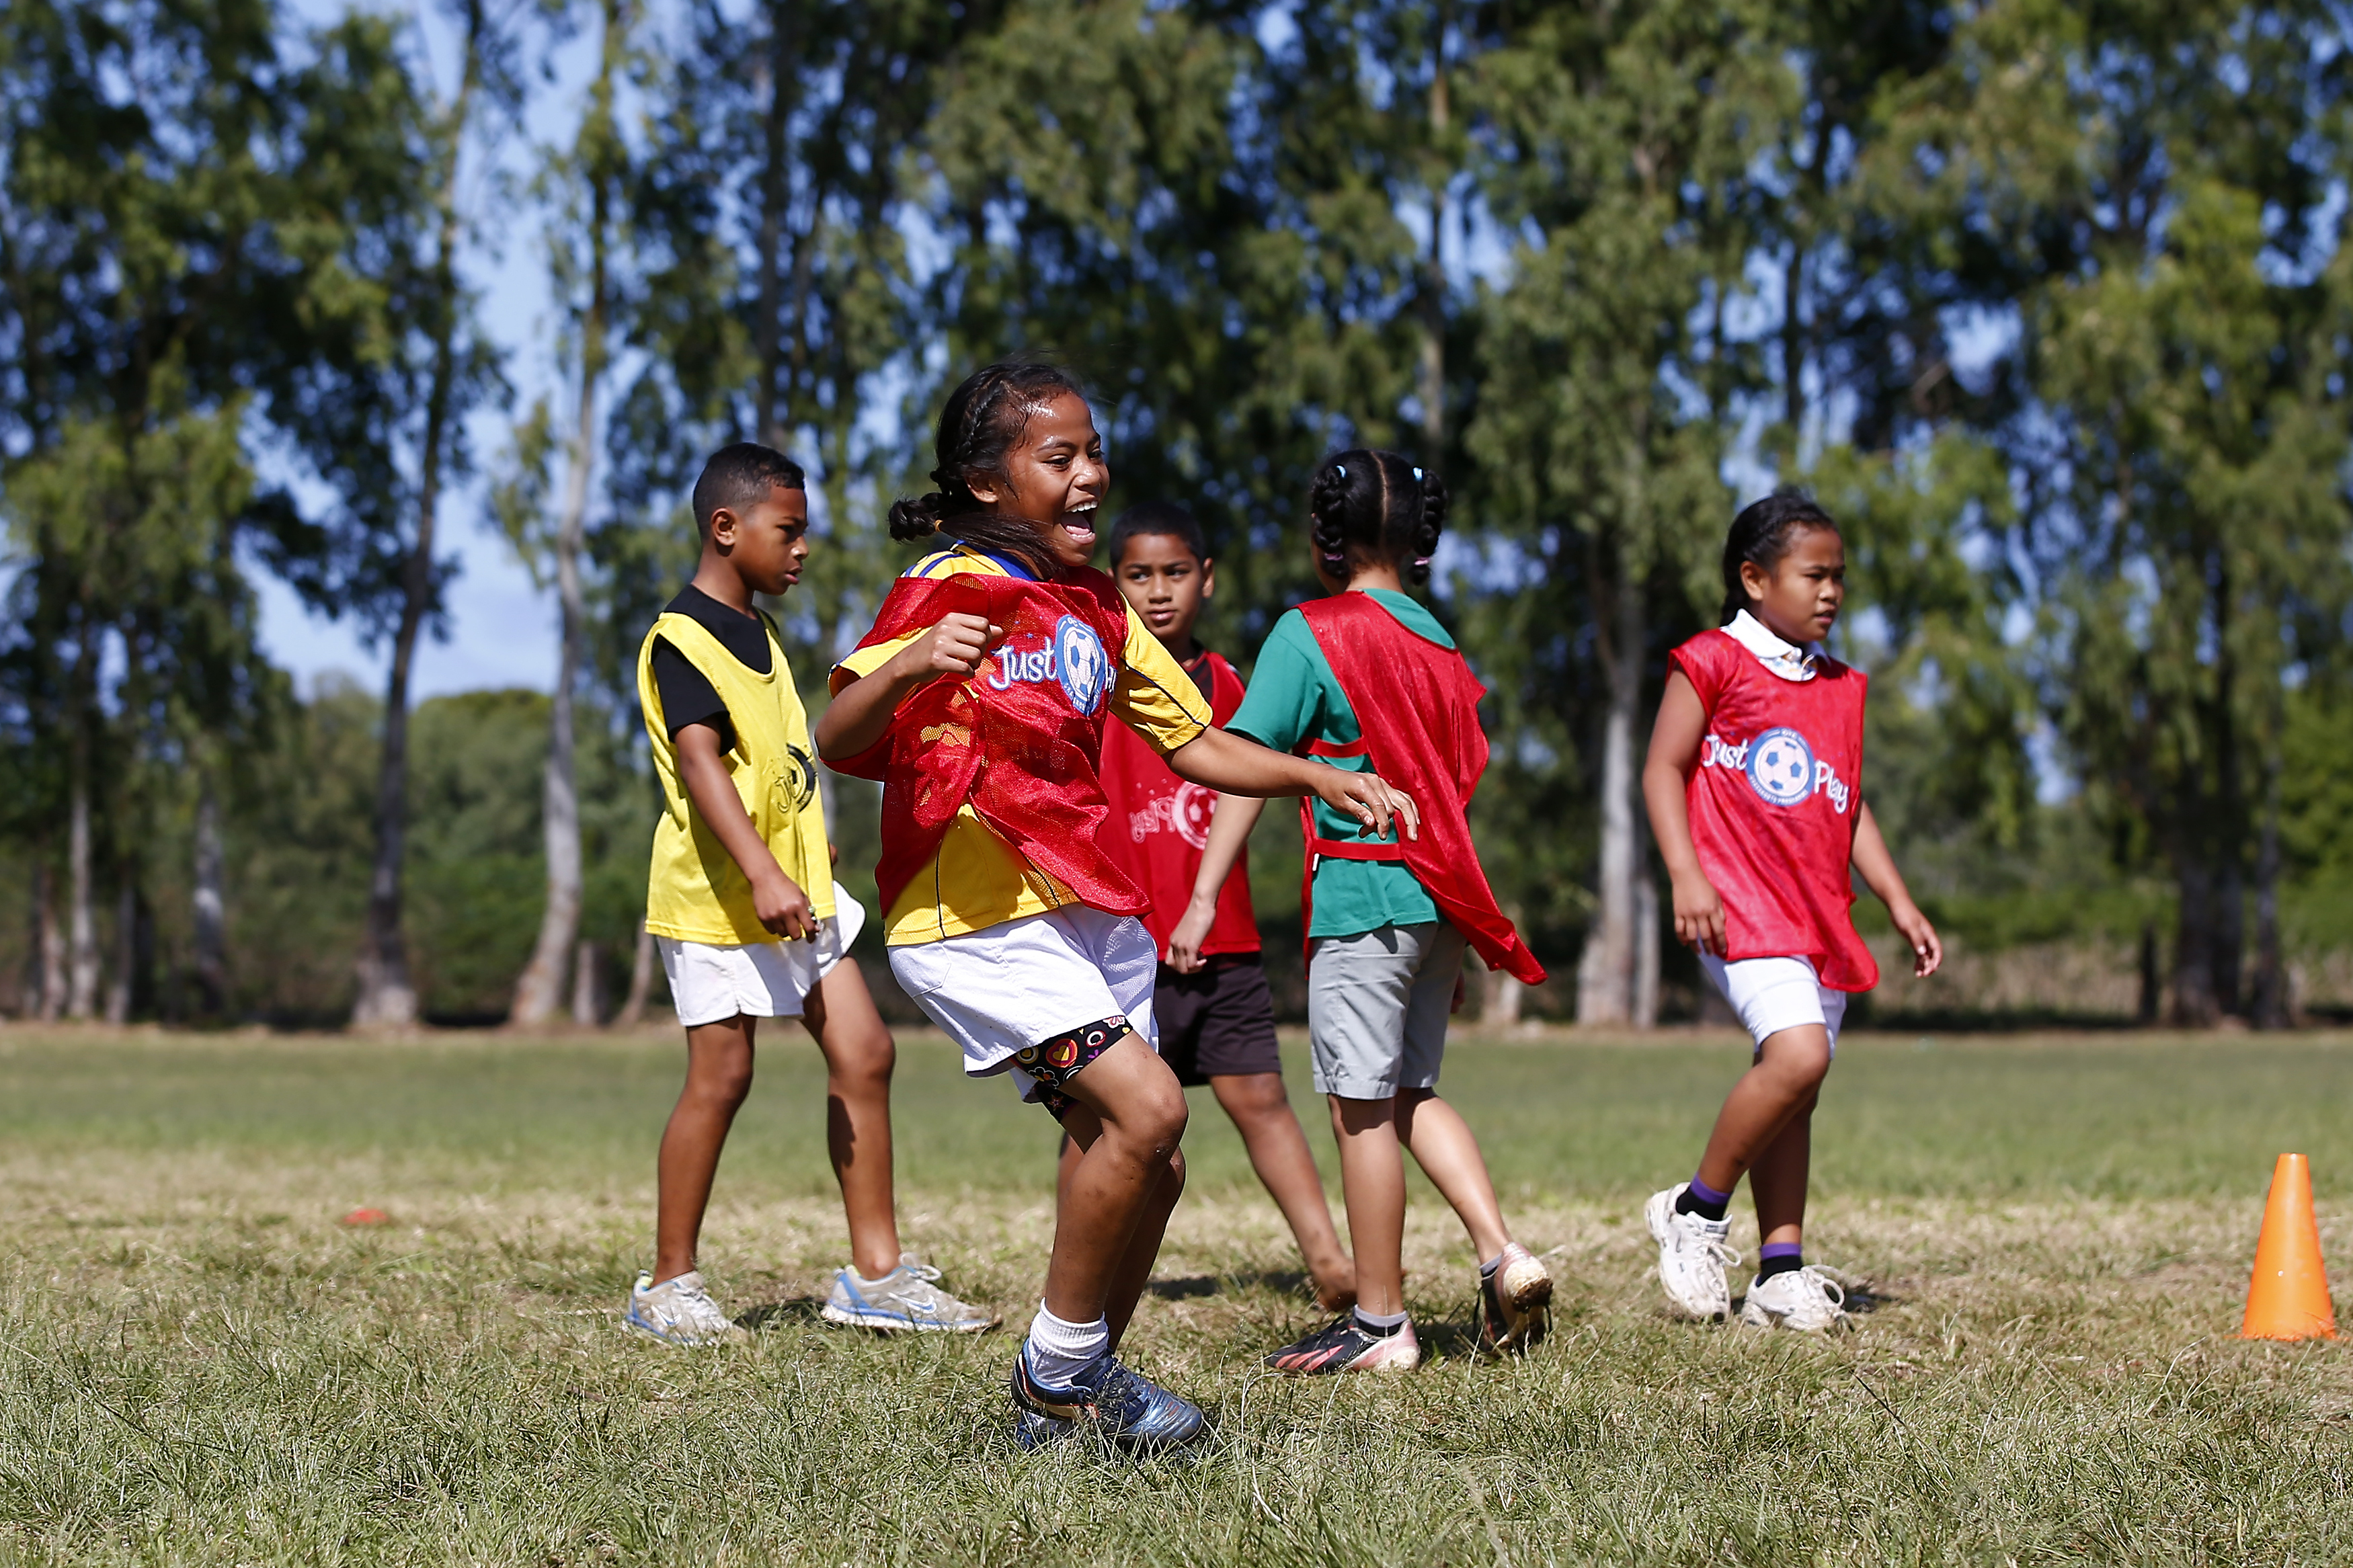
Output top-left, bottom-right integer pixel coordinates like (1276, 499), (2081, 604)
(1210, 1071), (1355, 1309)
(1057, 1105), (1185, 1349)
(1039, 1033), (1189, 1328)
(1745, 1087), (1818, 1249)
(654, 1016), (756, 1283)
(799, 957), (902, 1280)
(1693, 1024), (1833, 1198)
(1391, 1089), (1511, 1262)
(1327, 1094), (1409, 1317)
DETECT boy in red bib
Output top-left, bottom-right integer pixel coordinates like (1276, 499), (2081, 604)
(1218, 450), (1554, 1376)
(1642, 492), (1943, 1332)
(1096, 501), (1355, 1311)
(816, 365), (1418, 1452)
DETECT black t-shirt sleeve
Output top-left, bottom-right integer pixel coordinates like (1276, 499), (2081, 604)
(650, 638), (736, 753)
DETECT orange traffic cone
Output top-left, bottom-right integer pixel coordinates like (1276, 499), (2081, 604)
(2240, 1153), (2337, 1341)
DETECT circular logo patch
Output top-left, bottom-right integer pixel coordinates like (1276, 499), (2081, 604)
(1172, 782), (1218, 850)
(1054, 615), (1110, 716)
(1745, 727), (1817, 807)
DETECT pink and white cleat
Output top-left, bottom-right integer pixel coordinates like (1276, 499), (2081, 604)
(1264, 1313), (1423, 1374)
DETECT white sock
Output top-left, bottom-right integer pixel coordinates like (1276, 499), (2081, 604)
(1023, 1302), (1109, 1387)
(1353, 1305), (1409, 1333)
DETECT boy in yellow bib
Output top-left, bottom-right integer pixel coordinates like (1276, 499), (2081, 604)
(626, 442), (994, 1346)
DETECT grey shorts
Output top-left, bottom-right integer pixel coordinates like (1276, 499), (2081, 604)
(1306, 921), (1468, 1100)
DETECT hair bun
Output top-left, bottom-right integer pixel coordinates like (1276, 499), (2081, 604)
(887, 493), (947, 542)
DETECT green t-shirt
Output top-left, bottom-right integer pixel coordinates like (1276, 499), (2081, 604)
(1227, 589), (1449, 938)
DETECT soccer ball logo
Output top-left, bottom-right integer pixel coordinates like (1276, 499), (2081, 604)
(1745, 727), (1817, 807)
(1055, 615), (1110, 716)
(1172, 782), (1218, 849)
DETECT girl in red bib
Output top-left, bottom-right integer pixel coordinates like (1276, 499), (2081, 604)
(1642, 493), (1943, 1332)
(816, 364), (1418, 1452)
(1218, 450), (1556, 1376)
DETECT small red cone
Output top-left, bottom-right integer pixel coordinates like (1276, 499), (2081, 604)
(2240, 1154), (2336, 1341)
(341, 1207), (391, 1227)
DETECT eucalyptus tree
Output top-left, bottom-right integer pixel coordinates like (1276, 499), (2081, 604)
(0, 0), (308, 1020)
(1871, 0), (2353, 1024)
(500, 0), (637, 1027)
(263, 0), (520, 1029)
(595, 0), (984, 685)
(924, 0), (1435, 645)
(1465, 0), (1787, 1025)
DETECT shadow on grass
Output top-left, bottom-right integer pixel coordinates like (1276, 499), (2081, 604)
(737, 1296), (830, 1333)
(1722, 1278), (1899, 1318)
(1144, 1270), (1320, 1302)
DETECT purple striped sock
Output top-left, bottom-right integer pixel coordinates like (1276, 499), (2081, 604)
(1675, 1176), (1732, 1221)
(1757, 1242), (1804, 1279)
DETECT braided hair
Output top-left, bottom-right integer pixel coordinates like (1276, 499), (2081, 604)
(887, 362), (1088, 576)
(1308, 449), (1447, 587)
(1719, 490), (1838, 625)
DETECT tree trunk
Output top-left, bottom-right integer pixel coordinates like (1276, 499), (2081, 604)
(1578, 535), (1648, 1026)
(2135, 920), (2160, 1026)
(192, 782), (227, 1017)
(34, 859), (65, 1022)
(354, 0), (487, 1030)
(616, 920), (656, 1026)
(2213, 849), (2245, 1019)
(1634, 861), (1659, 1028)
(2170, 848), (2219, 1026)
(571, 938), (604, 1025)
(1480, 901), (1524, 1026)
(105, 875), (133, 1024)
(2249, 764), (2289, 1029)
(511, 8), (616, 1026)
(67, 761), (97, 1020)
(509, 325), (598, 1023)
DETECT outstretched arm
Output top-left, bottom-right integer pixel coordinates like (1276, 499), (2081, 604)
(1851, 802), (1942, 977)
(815, 612), (1000, 761)
(1165, 794), (1267, 973)
(1164, 725), (1418, 843)
(1643, 669), (1724, 956)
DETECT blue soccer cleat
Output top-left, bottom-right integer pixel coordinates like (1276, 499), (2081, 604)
(1008, 1344), (1207, 1454)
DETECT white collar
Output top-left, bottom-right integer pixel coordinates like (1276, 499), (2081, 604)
(1722, 610), (1822, 683)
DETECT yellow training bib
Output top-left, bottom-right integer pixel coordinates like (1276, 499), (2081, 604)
(637, 610), (834, 944)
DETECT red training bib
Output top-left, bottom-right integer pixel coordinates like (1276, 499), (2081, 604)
(1095, 650), (1261, 959)
(1669, 628), (1878, 991)
(834, 567), (1148, 919)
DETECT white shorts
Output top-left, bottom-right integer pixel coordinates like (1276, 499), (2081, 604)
(1700, 954), (1849, 1057)
(888, 907), (1158, 1102)
(658, 886), (867, 1028)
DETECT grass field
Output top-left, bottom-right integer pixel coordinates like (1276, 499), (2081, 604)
(2, 1025), (2350, 1565)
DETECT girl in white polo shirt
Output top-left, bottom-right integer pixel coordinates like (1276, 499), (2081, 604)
(1642, 492), (1943, 1331)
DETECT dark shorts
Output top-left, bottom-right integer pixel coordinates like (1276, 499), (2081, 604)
(1154, 954), (1283, 1086)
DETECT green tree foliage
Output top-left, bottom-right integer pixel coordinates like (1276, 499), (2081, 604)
(1865, 0), (2353, 1024)
(0, 0), (310, 1019)
(5, 0), (2352, 1029)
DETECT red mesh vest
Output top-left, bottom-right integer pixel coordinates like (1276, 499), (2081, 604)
(1293, 593), (1546, 986)
(834, 567), (1149, 919)
(1669, 628), (1877, 991)
(1096, 650), (1261, 958)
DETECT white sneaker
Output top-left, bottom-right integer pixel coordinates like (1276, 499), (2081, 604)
(624, 1269), (747, 1347)
(1739, 1266), (1851, 1332)
(1645, 1184), (1738, 1321)
(821, 1255), (999, 1333)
